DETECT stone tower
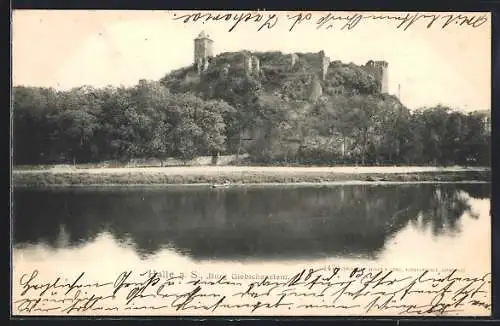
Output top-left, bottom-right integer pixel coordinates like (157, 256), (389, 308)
(375, 60), (389, 93)
(366, 60), (389, 93)
(194, 31), (214, 74)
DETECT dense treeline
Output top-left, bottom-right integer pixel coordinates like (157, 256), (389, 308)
(13, 83), (490, 166)
(13, 53), (490, 166)
(297, 94), (491, 166)
(13, 82), (233, 165)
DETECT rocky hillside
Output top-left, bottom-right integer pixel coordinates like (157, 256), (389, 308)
(160, 51), (382, 104)
(159, 51), (406, 163)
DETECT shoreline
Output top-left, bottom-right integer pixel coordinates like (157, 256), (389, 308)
(13, 180), (491, 191)
(12, 166), (491, 188)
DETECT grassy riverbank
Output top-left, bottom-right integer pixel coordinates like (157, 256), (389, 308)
(12, 166), (491, 188)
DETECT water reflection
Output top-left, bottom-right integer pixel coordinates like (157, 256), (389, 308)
(13, 183), (490, 262)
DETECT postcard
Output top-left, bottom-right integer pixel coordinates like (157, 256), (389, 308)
(11, 10), (492, 317)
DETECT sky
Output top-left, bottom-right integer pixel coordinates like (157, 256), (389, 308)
(12, 10), (491, 111)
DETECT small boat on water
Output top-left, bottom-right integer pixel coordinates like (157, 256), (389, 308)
(211, 180), (232, 189)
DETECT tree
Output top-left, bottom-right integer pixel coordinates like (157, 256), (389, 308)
(140, 91), (232, 165)
(340, 95), (381, 165)
(13, 86), (61, 164)
(54, 87), (104, 164)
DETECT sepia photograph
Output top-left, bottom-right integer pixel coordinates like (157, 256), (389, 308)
(11, 10), (491, 317)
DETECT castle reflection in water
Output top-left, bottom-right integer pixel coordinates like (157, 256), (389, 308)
(13, 183), (490, 262)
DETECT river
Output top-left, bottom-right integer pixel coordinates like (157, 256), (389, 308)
(11, 182), (492, 316)
(12, 182), (491, 267)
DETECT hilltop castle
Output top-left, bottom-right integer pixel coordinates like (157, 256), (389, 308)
(192, 31), (389, 94)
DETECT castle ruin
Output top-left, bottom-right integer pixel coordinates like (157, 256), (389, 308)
(191, 32), (389, 94)
(287, 51), (329, 80)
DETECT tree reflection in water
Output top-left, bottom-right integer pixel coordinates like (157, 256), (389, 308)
(13, 183), (490, 261)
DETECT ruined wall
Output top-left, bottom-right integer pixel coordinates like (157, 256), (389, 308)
(196, 58), (205, 74)
(196, 57), (212, 75)
(242, 53), (260, 75)
(309, 76), (323, 102)
(319, 51), (330, 81)
(244, 55), (253, 72)
(290, 53), (299, 67)
(300, 51), (331, 80)
(252, 56), (260, 73)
